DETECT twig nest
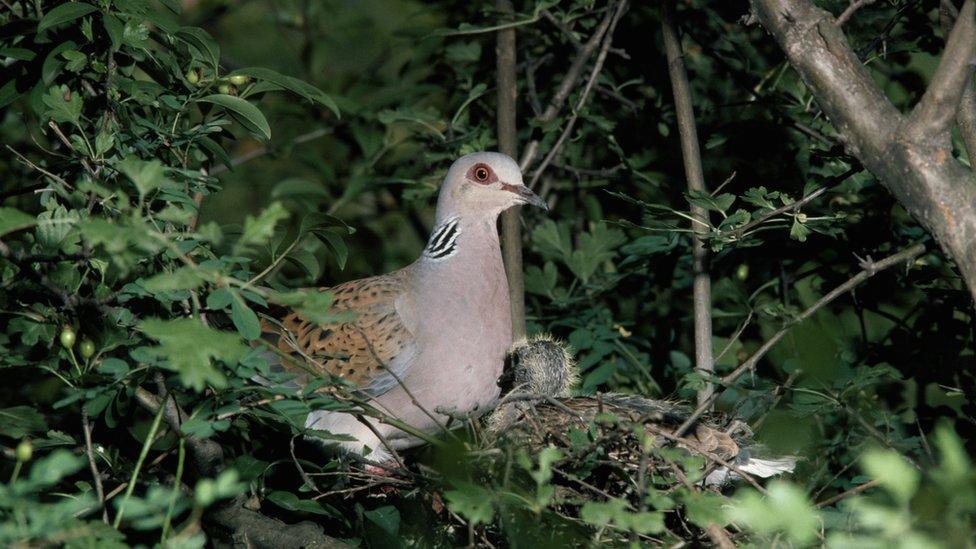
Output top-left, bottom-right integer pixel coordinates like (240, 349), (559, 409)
(487, 334), (796, 487)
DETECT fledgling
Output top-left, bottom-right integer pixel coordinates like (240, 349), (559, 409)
(487, 334), (579, 433)
(259, 152), (548, 463)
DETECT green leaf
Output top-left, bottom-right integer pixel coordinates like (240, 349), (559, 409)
(272, 178), (330, 200)
(566, 223), (625, 283)
(266, 491), (339, 517)
(580, 498), (665, 535)
(234, 202), (289, 254)
(141, 267), (205, 292)
(532, 219), (572, 260)
(861, 449), (919, 503)
(318, 231), (348, 270)
(727, 481), (819, 544)
(194, 470), (245, 507)
(27, 449), (85, 488)
(0, 207), (38, 237)
(61, 50), (87, 72)
(139, 319), (248, 391)
(0, 406), (49, 438)
(790, 217), (811, 242)
(230, 67), (339, 117)
(524, 445), (562, 486)
(680, 491), (727, 528)
(364, 506), (400, 537)
(103, 14), (124, 50)
(270, 289), (352, 325)
(117, 156), (167, 196)
(207, 288), (234, 310)
(230, 290), (261, 341)
(176, 27), (220, 70)
(42, 85), (83, 125)
(198, 94), (271, 140)
(37, 2), (99, 34)
(686, 189), (735, 214)
(444, 482), (495, 525)
(933, 423), (970, 485)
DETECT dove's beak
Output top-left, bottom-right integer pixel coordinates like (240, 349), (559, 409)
(503, 183), (548, 211)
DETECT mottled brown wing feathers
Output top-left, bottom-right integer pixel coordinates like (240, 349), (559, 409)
(260, 269), (416, 395)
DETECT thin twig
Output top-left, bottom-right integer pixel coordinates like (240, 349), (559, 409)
(82, 409), (108, 524)
(519, 6), (618, 171)
(646, 424), (768, 494)
(6, 145), (70, 187)
(706, 523), (737, 549)
(815, 479), (881, 507)
(527, 0), (628, 190)
(836, 0), (877, 26)
(289, 435), (322, 493)
(718, 186), (828, 241)
(673, 243), (926, 438)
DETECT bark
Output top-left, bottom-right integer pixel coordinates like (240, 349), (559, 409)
(750, 0), (976, 301)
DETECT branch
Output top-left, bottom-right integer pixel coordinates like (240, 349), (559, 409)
(940, 0), (976, 166)
(836, 0), (876, 27)
(662, 0), (714, 406)
(815, 479), (881, 508)
(518, 6), (617, 171)
(673, 243), (926, 438)
(906, 0), (976, 143)
(751, 0), (976, 300)
(706, 523), (738, 549)
(718, 185), (828, 241)
(496, 0), (527, 339)
(81, 409), (108, 524)
(527, 0), (628, 190)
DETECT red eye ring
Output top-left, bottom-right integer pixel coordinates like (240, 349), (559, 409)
(467, 163), (496, 184)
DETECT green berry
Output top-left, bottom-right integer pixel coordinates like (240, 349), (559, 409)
(735, 263), (749, 281)
(80, 339), (96, 359)
(217, 83), (236, 95)
(796, 213), (808, 223)
(228, 74), (249, 86)
(59, 326), (76, 349)
(15, 440), (32, 462)
(185, 69), (200, 85)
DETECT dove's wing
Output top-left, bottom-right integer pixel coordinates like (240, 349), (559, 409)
(260, 268), (418, 396)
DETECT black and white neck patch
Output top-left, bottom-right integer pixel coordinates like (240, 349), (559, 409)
(423, 216), (461, 261)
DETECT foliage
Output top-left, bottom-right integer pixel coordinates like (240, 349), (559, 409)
(1, 0), (975, 547)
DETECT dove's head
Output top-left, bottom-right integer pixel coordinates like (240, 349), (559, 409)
(436, 152), (547, 222)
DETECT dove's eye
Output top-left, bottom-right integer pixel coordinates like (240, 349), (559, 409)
(472, 164), (491, 183)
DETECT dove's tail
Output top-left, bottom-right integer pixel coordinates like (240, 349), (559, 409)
(704, 455), (797, 486)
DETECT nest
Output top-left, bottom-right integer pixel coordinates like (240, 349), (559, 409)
(484, 392), (764, 487)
